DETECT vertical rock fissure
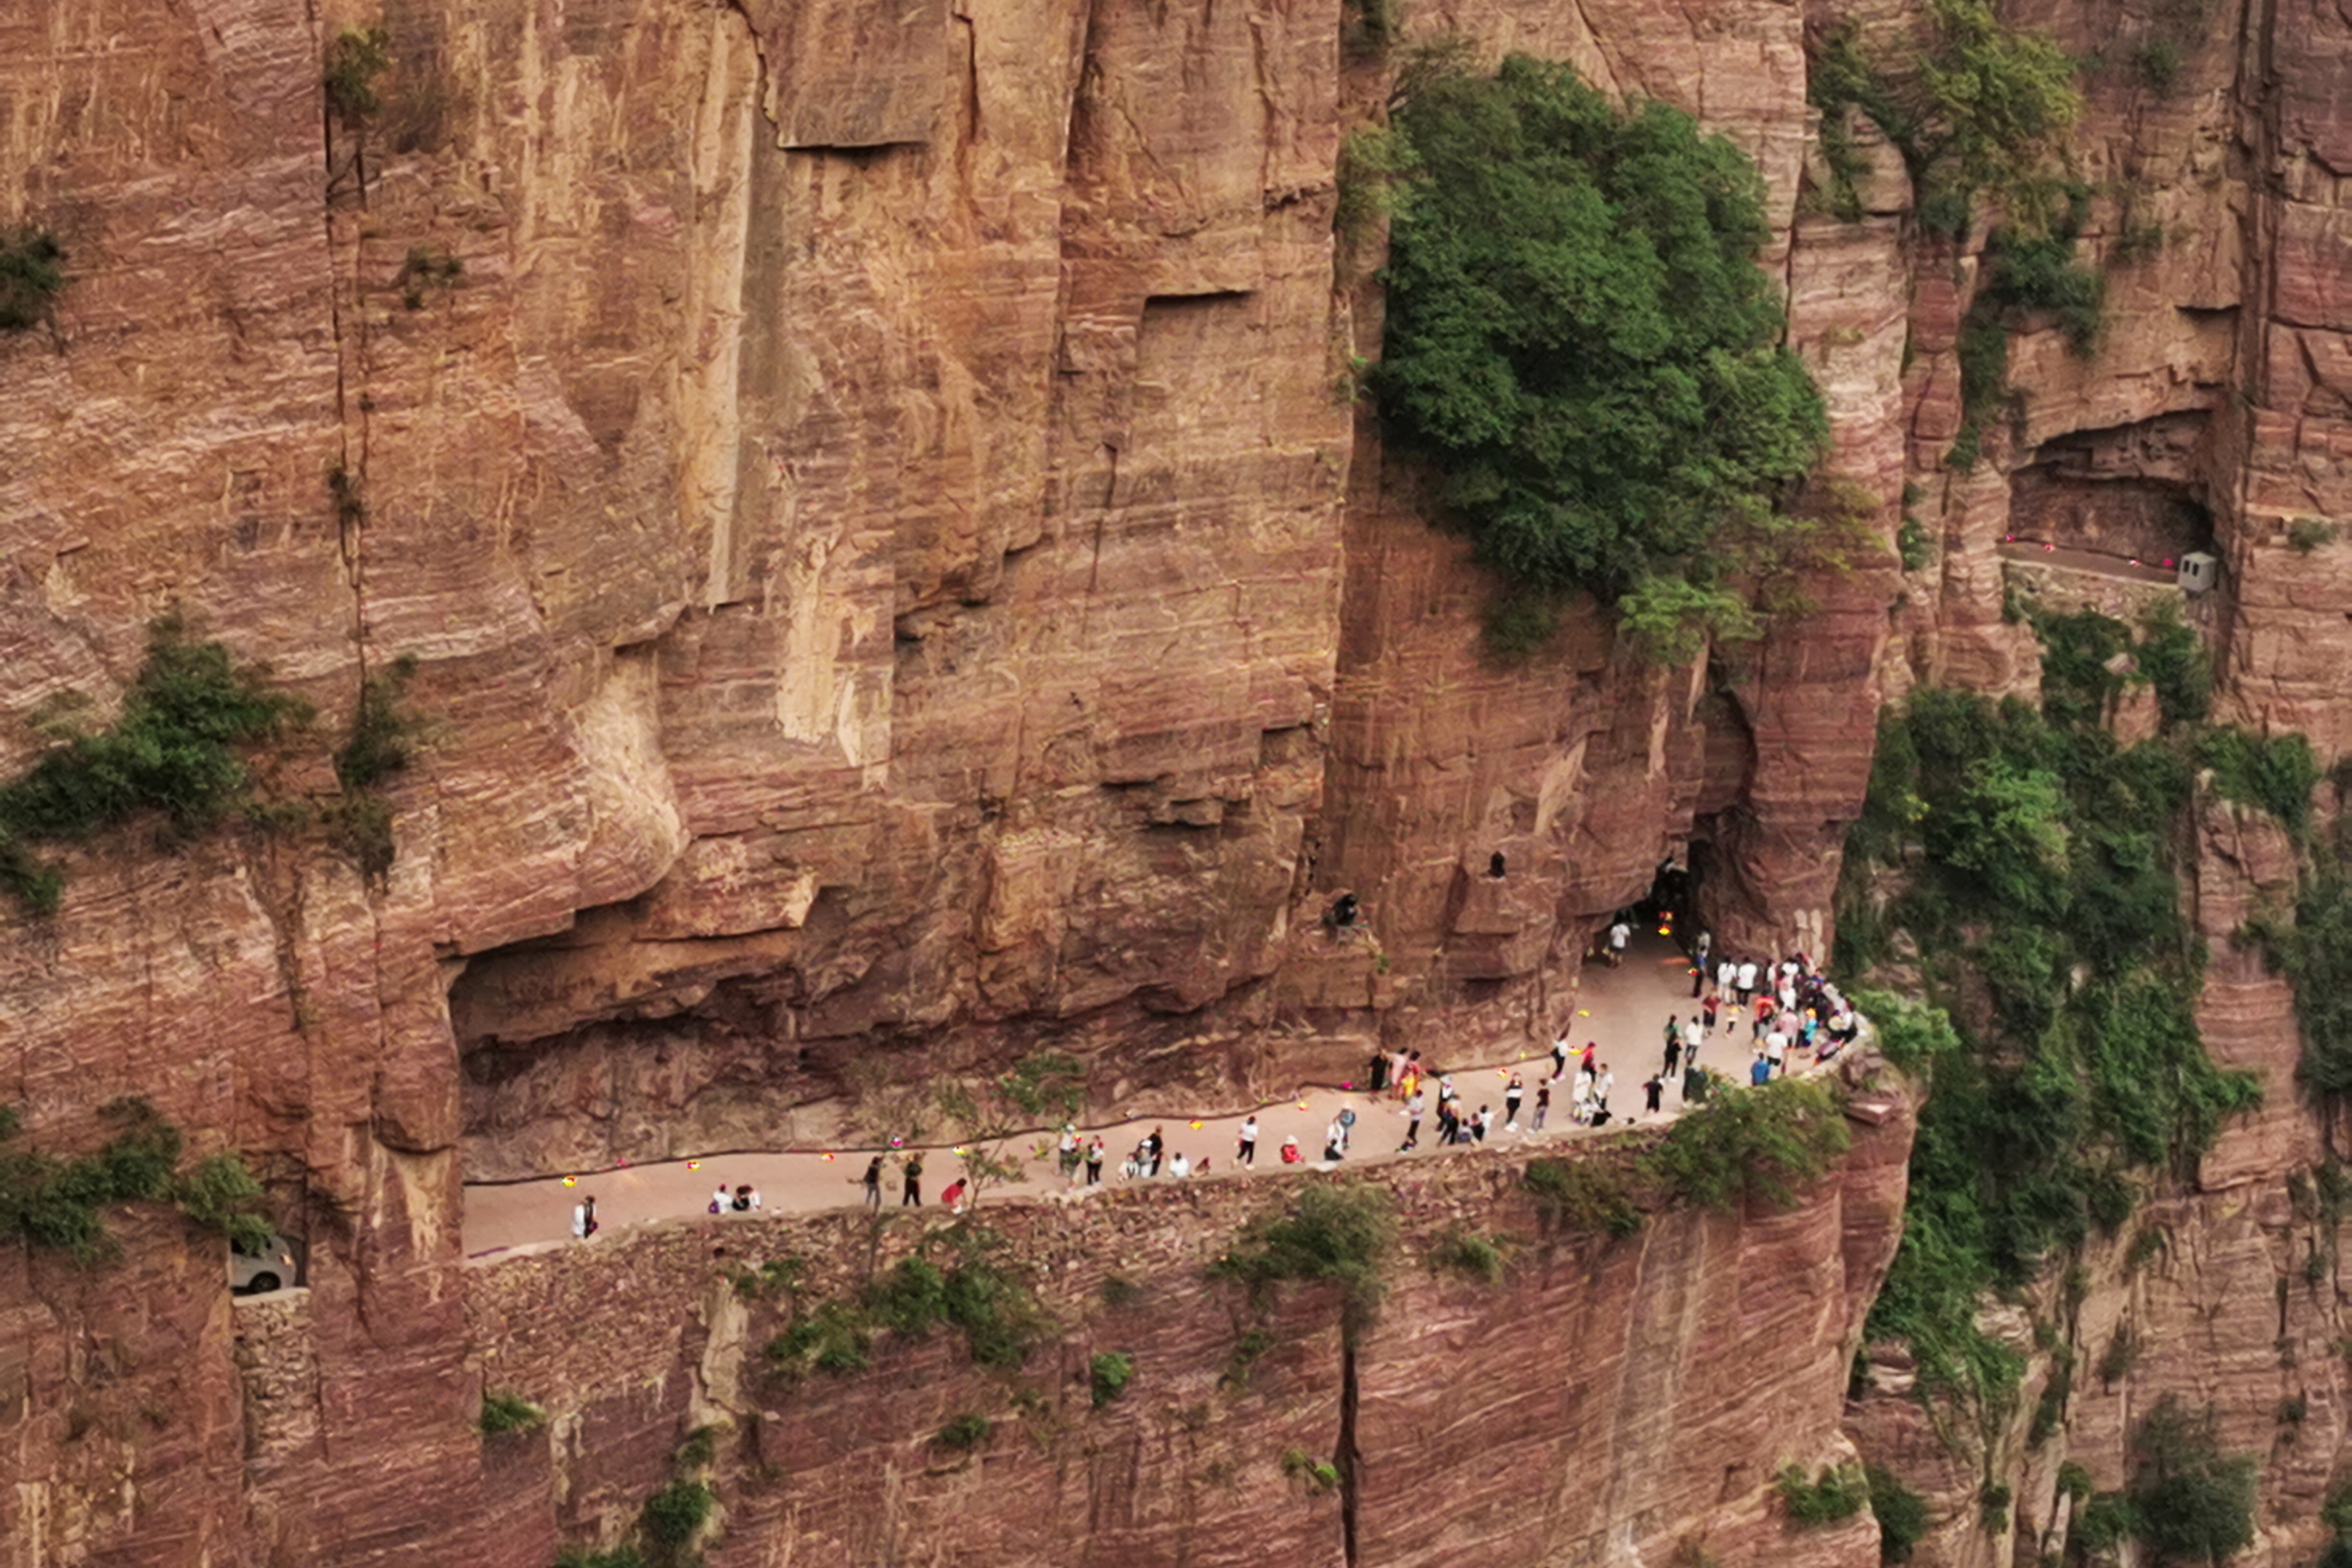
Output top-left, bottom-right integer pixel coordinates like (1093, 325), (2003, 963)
(1337, 1337), (1363, 1567)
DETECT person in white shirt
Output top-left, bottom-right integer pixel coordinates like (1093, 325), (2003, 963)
(1607, 920), (1631, 965)
(1237, 1116), (1259, 1167)
(710, 1185), (730, 1214)
(1169, 1152), (1191, 1179)
(1595, 1068), (1615, 1111)
(1736, 960), (1759, 1003)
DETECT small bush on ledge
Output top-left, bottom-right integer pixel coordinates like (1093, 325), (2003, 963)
(1089, 1351), (1133, 1408)
(1376, 54), (1827, 665)
(478, 1391), (545, 1436)
(1778, 1462), (1869, 1527)
(0, 228), (66, 332)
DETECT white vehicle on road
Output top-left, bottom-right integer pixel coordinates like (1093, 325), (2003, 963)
(230, 1233), (301, 1296)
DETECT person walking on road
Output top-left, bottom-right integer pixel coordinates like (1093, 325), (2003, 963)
(1551, 1034), (1570, 1081)
(859, 1156), (884, 1210)
(1664, 1034), (1682, 1079)
(1402, 1091), (1425, 1151)
(1534, 1081), (1551, 1130)
(1504, 1074), (1524, 1130)
(1238, 1115), (1259, 1167)
(902, 1153), (924, 1207)
(1085, 1137), (1105, 1186)
(1595, 1067), (1614, 1114)
(1607, 918), (1630, 966)
(1643, 1075), (1664, 1114)
(571, 1193), (597, 1240)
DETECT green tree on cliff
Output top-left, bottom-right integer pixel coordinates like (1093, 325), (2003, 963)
(1374, 54), (1829, 661)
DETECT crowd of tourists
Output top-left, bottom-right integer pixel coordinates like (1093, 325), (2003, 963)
(564, 918), (1861, 1236)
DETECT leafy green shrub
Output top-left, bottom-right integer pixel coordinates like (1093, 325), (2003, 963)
(0, 228), (66, 332)
(173, 1151), (274, 1253)
(479, 1391), (545, 1436)
(2057, 1460), (2094, 1500)
(335, 656), (420, 792)
(1809, 0), (2081, 224)
(1376, 55), (1826, 662)
(1984, 226), (2105, 354)
(1897, 513), (1932, 571)
(1840, 679), (2257, 1415)
(1426, 1227), (1506, 1283)
(1638, 1077), (1851, 1211)
(324, 28), (391, 121)
(2289, 518), (2337, 553)
(2125, 1396), (2255, 1564)
(396, 247), (462, 311)
(674, 1424), (717, 1468)
(1778, 1463), (1869, 1526)
(1089, 1351), (1133, 1408)
(2136, 38), (2183, 91)
(1281, 1446), (1341, 1493)
(2113, 216), (2168, 263)
(2195, 726), (2319, 834)
(1099, 1273), (1143, 1308)
(1979, 1479), (2012, 1531)
(936, 1412), (991, 1450)
(1481, 594), (1559, 662)
(0, 616), (309, 910)
(1866, 1463), (1929, 1561)
(2136, 606), (2211, 724)
(1213, 1183), (1396, 1342)
(638, 1479), (714, 1548)
(766, 1301), (871, 1375)
(0, 1099), (272, 1262)
(2073, 1492), (2134, 1553)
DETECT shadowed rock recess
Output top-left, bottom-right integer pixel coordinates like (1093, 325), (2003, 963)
(2, 0), (2351, 1561)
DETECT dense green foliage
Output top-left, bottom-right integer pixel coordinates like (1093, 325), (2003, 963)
(1948, 209), (2105, 467)
(0, 617), (309, 910)
(1089, 1350), (1133, 1408)
(2117, 1397), (2257, 1564)
(1425, 1226), (1507, 1283)
(1866, 1463), (1930, 1561)
(0, 1098), (274, 1259)
(638, 1479), (714, 1549)
(0, 1099), (274, 1259)
(936, 1412), (992, 1450)
(324, 28), (391, 121)
(1778, 1463), (1870, 1527)
(1839, 622), (2258, 1415)
(767, 1239), (1052, 1377)
(478, 1392), (546, 1436)
(2269, 864), (2352, 1094)
(2193, 726), (2319, 835)
(1808, 0), (2082, 229)
(0, 227), (66, 332)
(1213, 1182), (1397, 1344)
(1640, 1076), (1851, 1209)
(1522, 1156), (1644, 1238)
(1376, 55), (1827, 658)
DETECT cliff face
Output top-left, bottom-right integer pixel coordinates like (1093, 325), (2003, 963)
(0, 0), (2346, 1561)
(438, 1094), (1908, 1568)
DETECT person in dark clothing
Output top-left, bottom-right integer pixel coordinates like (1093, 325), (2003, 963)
(1664, 1037), (1682, 1078)
(1368, 1052), (1389, 1093)
(902, 1153), (924, 1206)
(1145, 1126), (1166, 1177)
(1489, 852), (1506, 878)
(1504, 1074), (1524, 1128)
(1332, 893), (1359, 928)
(1643, 1076), (1664, 1113)
(1085, 1138), (1105, 1185)
(859, 1155), (884, 1210)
